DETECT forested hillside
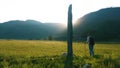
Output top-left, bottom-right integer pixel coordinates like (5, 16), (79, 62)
(74, 7), (120, 42)
(0, 20), (66, 40)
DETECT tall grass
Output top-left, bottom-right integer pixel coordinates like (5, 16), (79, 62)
(0, 40), (120, 68)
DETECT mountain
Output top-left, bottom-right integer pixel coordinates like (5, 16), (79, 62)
(0, 20), (66, 40)
(74, 7), (120, 42)
(1, 7), (120, 42)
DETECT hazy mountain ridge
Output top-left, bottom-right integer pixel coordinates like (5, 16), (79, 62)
(0, 20), (66, 40)
(0, 7), (120, 42)
(74, 7), (120, 42)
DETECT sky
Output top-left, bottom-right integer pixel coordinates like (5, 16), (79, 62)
(0, 0), (120, 23)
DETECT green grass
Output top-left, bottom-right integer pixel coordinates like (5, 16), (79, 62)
(0, 40), (120, 68)
(0, 40), (67, 57)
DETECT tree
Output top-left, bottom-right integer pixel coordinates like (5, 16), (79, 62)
(48, 35), (54, 40)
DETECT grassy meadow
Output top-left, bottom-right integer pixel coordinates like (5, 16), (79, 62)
(0, 40), (120, 68)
